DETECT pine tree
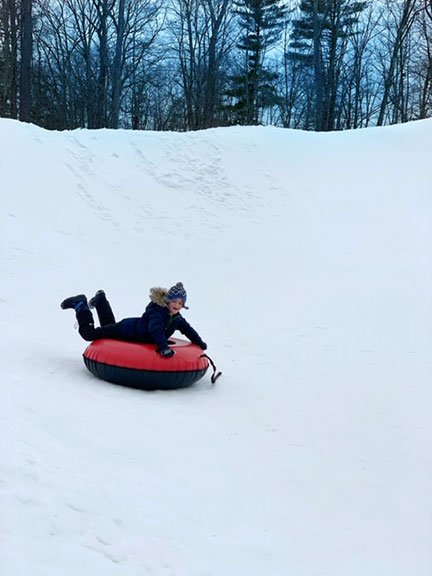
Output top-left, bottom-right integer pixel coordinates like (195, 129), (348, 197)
(226, 0), (287, 125)
(287, 0), (366, 131)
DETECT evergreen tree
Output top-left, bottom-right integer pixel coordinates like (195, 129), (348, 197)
(226, 0), (287, 124)
(287, 0), (366, 131)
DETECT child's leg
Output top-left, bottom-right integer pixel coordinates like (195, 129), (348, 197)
(76, 306), (123, 341)
(91, 291), (116, 326)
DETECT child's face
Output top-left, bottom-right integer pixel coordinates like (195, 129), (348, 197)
(167, 299), (184, 314)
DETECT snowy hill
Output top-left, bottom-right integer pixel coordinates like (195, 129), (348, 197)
(1, 118), (431, 576)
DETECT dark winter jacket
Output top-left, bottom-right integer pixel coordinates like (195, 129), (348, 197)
(116, 287), (205, 350)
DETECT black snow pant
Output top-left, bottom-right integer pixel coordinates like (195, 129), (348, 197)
(76, 293), (124, 342)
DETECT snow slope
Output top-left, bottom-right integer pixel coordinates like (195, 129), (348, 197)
(1, 118), (431, 575)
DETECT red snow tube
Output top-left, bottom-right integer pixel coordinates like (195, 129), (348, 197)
(83, 338), (209, 390)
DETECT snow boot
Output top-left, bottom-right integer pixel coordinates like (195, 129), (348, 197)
(60, 294), (88, 311)
(89, 289), (106, 309)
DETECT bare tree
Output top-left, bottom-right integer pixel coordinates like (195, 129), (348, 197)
(338, 1), (381, 128)
(412, 4), (432, 118)
(19, 0), (32, 121)
(34, 0), (98, 128)
(109, 0), (164, 128)
(376, 0), (422, 126)
(0, 0), (19, 118)
(168, 0), (235, 129)
(288, 0), (367, 131)
(93, 0), (111, 127)
(33, 0), (163, 128)
(202, 0), (234, 126)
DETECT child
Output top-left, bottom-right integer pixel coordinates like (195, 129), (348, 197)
(61, 282), (207, 358)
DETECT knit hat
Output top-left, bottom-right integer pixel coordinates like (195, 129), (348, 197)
(165, 282), (189, 309)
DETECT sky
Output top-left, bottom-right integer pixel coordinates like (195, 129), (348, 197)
(1, 117), (431, 576)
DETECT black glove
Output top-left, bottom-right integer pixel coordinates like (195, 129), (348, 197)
(198, 341), (207, 351)
(157, 347), (174, 358)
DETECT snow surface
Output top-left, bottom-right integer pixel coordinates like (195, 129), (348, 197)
(1, 118), (431, 576)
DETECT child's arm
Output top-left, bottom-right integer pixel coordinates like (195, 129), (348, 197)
(177, 317), (207, 350)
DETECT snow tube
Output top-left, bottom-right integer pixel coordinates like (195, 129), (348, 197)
(83, 338), (209, 390)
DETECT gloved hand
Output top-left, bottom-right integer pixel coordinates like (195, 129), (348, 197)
(198, 341), (207, 351)
(158, 347), (174, 358)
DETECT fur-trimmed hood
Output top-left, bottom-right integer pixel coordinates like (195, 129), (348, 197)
(149, 286), (168, 307)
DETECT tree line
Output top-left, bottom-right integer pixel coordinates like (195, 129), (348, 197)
(0, 0), (431, 131)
